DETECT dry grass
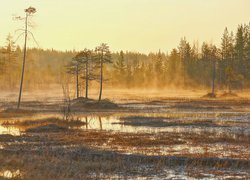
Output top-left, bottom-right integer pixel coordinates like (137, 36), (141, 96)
(0, 140), (249, 179)
(2, 117), (86, 131)
(0, 108), (35, 118)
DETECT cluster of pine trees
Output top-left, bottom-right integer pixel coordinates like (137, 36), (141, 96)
(0, 23), (250, 93)
(66, 44), (111, 101)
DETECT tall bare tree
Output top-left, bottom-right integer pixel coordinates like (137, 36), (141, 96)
(17, 7), (36, 109)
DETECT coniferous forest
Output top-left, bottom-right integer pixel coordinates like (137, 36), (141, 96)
(1, 24), (250, 93)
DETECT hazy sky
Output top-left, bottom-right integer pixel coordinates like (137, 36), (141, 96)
(1, 0), (250, 53)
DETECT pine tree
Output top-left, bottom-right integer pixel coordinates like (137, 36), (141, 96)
(154, 50), (164, 87)
(77, 49), (95, 99)
(235, 25), (246, 77)
(95, 43), (112, 101)
(210, 45), (218, 96)
(167, 48), (179, 85)
(246, 23), (250, 81)
(0, 34), (18, 87)
(219, 28), (235, 88)
(67, 54), (82, 99)
(178, 37), (191, 86)
(113, 50), (126, 85)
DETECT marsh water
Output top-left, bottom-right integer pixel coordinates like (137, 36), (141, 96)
(1, 110), (249, 134)
(0, 100), (250, 179)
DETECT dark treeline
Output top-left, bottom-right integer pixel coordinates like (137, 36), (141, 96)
(0, 23), (250, 93)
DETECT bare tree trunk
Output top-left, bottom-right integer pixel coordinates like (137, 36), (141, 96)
(76, 63), (79, 99)
(85, 59), (88, 99)
(7, 50), (11, 89)
(99, 116), (102, 130)
(218, 66), (222, 89)
(61, 81), (71, 121)
(183, 63), (186, 87)
(211, 59), (216, 95)
(85, 117), (88, 129)
(98, 52), (103, 102)
(17, 14), (28, 109)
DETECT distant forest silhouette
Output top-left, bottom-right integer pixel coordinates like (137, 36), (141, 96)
(0, 23), (250, 92)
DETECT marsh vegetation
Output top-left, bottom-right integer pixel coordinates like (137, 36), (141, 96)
(0, 91), (249, 179)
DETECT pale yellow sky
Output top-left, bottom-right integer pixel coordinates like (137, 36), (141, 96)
(1, 0), (250, 53)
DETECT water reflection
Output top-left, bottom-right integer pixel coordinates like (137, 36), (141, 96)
(0, 170), (21, 179)
(0, 111), (249, 136)
(99, 117), (102, 130)
(77, 116), (120, 131)
(70, 115), (250, 137)
(75, 116), (168, 133)
(0, 125), (21, 136)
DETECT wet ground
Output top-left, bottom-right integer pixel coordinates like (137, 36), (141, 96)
(0, 97), (250, 179)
